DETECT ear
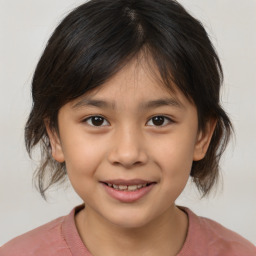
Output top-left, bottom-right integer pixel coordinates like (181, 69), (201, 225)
(193, 119), (217, 161)
(44, 120), (65, 163)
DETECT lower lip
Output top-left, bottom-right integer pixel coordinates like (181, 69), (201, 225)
(102, 183), (155, 203)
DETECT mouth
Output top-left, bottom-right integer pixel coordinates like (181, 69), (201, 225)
(102, 182), (154, 191)
(100, 179), (156, 202)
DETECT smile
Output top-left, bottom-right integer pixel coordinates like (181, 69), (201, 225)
(106, 183), (148, 191)
(101, 180), (156, 203)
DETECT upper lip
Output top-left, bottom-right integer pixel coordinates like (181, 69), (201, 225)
(101, 179), (156, 186)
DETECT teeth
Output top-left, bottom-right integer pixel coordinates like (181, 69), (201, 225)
(119, 185), (128, 190)
(127, 185), (138, 191)
(107, 183), (149, 191)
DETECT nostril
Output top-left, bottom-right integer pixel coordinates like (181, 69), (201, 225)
(108, 141), (148, 168)
(111, 160), (144, 168)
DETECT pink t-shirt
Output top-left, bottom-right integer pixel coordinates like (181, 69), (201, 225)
(1, 205), (255, 256)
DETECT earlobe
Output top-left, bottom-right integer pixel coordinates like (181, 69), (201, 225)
(193, 119), (217, 161)
(44, 120), (65, 163)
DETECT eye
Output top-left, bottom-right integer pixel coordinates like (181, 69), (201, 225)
(83, 116), (110, 127)
(146, 116), (173, 127)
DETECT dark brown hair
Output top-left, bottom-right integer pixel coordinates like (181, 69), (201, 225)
(25, 0), (233, 198)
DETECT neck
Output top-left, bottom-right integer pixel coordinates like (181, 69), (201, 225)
(75, 204), (188, 256)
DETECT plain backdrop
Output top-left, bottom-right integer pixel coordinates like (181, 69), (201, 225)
(0, 0), (255, 246)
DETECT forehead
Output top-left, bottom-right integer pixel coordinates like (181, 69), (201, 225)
(70, 57), (192, 111)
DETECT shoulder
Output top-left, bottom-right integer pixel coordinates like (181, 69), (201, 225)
(199, 215), (255, 255)
(0, 216), (71, 256)
(179, 207), (256, 256)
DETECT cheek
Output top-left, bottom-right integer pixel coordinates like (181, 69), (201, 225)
(151, 132), (196, 189)
(153, 135), (196, 170)
(156, 144), (193, 203)
(62, 134), (106, 179)
(62, 136), (107, 200)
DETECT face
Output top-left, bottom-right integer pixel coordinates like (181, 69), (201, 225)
(47, 59), (214, 229)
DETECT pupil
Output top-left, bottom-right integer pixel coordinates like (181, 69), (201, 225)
(92, 116), (104, 126)
(153, 116), (164, 126)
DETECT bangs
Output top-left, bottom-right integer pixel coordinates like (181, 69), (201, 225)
(35, 0), (214, 110)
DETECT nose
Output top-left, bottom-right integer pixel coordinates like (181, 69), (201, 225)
(108, 126), (148, 168)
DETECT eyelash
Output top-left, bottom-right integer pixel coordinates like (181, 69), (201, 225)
(83, 115), (174, 127)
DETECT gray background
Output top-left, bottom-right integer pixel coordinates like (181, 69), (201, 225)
(0, 0), (255, 245)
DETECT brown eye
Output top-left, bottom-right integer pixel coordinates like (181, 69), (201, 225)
(147, 116), (172, 127)
(85, 116), (109, 126)
(152, 116), (164, 126)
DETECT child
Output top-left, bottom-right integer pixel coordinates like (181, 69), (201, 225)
(1, 0), (255, 255)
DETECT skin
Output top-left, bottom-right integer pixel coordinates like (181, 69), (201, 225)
(46, 58), (216, 256)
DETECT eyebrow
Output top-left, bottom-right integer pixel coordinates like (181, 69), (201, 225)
(72, 97), (184, 110)
(140, 98), (183, 109)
